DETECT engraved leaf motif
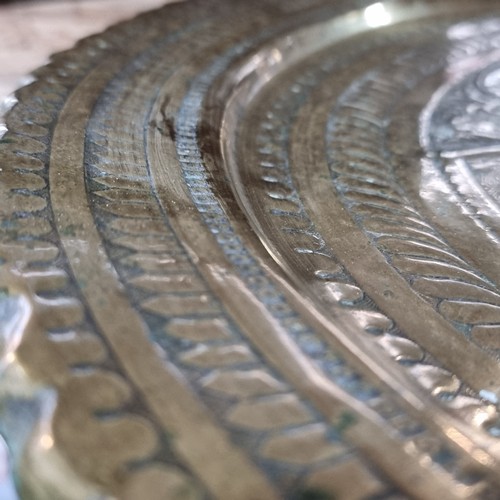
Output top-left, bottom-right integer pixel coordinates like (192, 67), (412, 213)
(359, 179), (500, 325)
(260, 424), (345, 465)
(391, 256), (493, 289)
(393, 256), (500, 327)
(328, 60), (500, 337)
(365, 218), (450, 247)
(413, 278), (500, 305)
(227, 394), (313, 430)
(378, 238), (468, 267)
(408, 365), (460, 396)
(440, 301), (500, 324)
(472, 325), (500, 349)
(377, 334), (424, 363)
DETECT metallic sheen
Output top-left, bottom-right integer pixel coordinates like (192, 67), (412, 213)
(2, 0), (500, 498)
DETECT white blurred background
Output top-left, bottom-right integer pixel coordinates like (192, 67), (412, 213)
(0, 0), (173, 103)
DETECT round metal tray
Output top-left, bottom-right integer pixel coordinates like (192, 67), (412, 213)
(2, 0), (500, 498)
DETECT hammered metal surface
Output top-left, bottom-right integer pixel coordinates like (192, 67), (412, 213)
(3, 0), (500, 498)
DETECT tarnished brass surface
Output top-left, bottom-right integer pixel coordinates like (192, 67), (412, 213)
(3, 0), (500, 498)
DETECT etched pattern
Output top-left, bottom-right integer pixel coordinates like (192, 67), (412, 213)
(238, 49), (466, 407)
(2, 0), (500, 499)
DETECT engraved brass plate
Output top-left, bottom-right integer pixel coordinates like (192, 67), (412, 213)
(3, 1), (500, 498)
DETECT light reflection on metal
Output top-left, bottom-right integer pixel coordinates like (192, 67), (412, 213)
(2, 0), (500, 498)
(363, 2), (392, 27)
(38, 435), (54, 451)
